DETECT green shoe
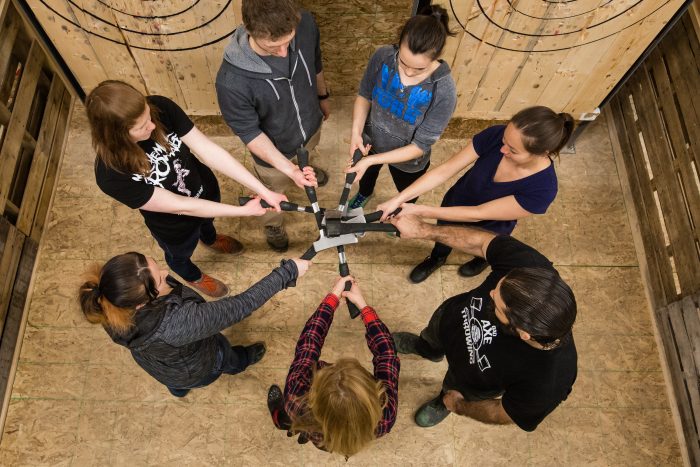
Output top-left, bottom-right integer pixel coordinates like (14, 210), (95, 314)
(349, 192), (372, 209)
(415, 394), (450, 427)
(393, 332), (444, 362)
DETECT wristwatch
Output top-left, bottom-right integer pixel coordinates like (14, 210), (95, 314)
(318, 92), (330, 101)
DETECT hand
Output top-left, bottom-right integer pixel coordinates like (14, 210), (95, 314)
(292, 259), (311, 278)
(442, 390), (464, 412)
(389, 213), (429, 239)
(319, 99), (331, 121)
(260, 190), (288, 212)
(341, 279), (368, 309)
(396, 202), (423, 217)
(290, 166), (317, 188)
(377, 197), (403, 222)
(349, 132), (371, 158)
(241, 197), (267, 216)
(331, 275), (352, 298)
(344, 158), (370, 185)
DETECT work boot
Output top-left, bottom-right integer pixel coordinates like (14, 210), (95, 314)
(409, 256), (446, 283)
(268, 384), (292, 430)
(312, 166), (329, 187)
(458, 257), (489, 277)
(348, 192), (372, 210)
(187, 273), (229, 298)
(265, 225), (289, 252)
(245, 342), (267, 366)
(393, 332), (444, 362)
(167, 387), (190, 398)
(415, 394), (451, 428)
(203, 234), (244, 255)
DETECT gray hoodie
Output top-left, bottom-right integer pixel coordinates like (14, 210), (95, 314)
(359, 45), (457, 173)
(216, 11), (323, 167)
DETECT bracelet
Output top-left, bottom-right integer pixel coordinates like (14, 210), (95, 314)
(317, 92), (330, 101)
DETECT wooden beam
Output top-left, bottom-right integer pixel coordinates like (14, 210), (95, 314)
(15, 75), (63, 235)
(0, 40), (43, 209)
(0, 219), (24, 334)
(0, 6), (20, 85)
(0, 101), (37, 154)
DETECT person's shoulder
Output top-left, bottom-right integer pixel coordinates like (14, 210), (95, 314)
(374, 44), (396, 60)
(298, 9), (318, 30)
(487, 235), (553, 269)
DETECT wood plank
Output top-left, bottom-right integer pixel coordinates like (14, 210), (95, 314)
(0, 102), (38, 153)
(681, 295), (700, 381)
(0, 41), (43, 209)
(0, 238), (38, 441)
(0, 6), (20, 87)
(631, 66), (700, 293)
(0, 223), (24, 334)
(15, 75), (64, 235)
(31, 86), (72, 240)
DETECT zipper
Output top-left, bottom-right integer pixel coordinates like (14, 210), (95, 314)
(288, 80), (307, 141)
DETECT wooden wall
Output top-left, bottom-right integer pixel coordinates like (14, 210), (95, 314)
(25, 0), (687, 118)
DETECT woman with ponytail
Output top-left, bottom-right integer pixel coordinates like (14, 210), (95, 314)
(78, 252), (309, 397)
(345, 5), (457, 208)
(378, 106), (575, 283)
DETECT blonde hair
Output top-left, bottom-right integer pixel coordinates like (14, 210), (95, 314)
(85, 80), (170, 174)
(291, 358), (387, 457)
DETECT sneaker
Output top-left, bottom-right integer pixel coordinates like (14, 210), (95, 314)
(264, 225), (289, 252)
(203, 234), (244, 255)
(415, 394), (451, 427)
(393, 332), (444, 362)
(312, 166), (328, 187)
(245, 342), (267, 366)
(409, 256), (446, 283)
(268, 384), (292, 430)
(187, 273), (229, 298)
(168, 387), (190, 398)
(458, 257), (489, 277)
(348, 192), (372, 210)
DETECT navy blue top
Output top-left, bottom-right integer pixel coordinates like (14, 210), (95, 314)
(442, 125), (558, 235)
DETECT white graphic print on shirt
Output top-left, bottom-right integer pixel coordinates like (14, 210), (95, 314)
(171, 159), (191, 196)
(461, 296), (498, 372)
(131, 133), (187, 193)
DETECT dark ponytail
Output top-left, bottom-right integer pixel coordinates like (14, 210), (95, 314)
(399, 5), (456, 60)
(510, 106), (576, 157)
(78, 252), (157, 333)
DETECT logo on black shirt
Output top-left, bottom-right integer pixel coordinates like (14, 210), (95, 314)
(461, 297), (498, 372)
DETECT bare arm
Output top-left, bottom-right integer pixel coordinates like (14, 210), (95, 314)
(390, 214), (495, 258)
(317, 71), (331, 120)
(406, 195), (533, 223)
(349, 96), (371, 156)
(139, 187), (265, 218)
(246, 133), (317, 188)
(453, 398), (513, 425)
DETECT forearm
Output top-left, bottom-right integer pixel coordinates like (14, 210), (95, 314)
(316, 71), (329, 95)
(413, 222), (494, 258)
(392, 164), (458, 204)
(246, 133), (298, 177)
(453, 399), (513, 425)
(417, 205), (482, 223)
(140, 188), (249, 218)
(364, 144), (424, 166)
(197, 145), (271, 196)
(351, 96), (371, 137)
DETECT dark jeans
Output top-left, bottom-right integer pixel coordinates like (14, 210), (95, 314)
(167, 333), (250, 393)
(151, 219), (217, 282)
(419, 299), (504, 401)
(358, 160), (430, 203)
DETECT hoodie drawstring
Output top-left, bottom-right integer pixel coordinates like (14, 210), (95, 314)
(298, 51), (313, 87)
(265, 79), (281, 100)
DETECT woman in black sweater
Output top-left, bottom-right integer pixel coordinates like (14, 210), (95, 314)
(78, 252), (309, 397)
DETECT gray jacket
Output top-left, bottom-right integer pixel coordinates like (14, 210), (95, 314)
(359, 45), (456, 172)
(107, 261), (298, 388)
(216, 11), (323, 167)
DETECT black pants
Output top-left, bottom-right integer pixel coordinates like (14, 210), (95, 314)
(151, 220), (217, 282)
(358, 161), (430, 203)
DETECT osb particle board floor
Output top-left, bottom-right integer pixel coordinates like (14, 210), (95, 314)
(0, 98), (683, 466)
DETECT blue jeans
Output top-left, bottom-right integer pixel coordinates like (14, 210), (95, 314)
(151, 219), (217, 282)
(167, 334), (250, 395)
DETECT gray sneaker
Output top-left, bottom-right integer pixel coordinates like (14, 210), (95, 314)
(265, 225), (289, 252)
(415, 394), (451, 427)
(393, 332), (444, 362)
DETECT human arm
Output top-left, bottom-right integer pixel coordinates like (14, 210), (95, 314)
(443, 390), (513, 425)
(284, 292), (341, 411)
(398, 195), (533, 223)
(181, 127), (288, 211)
(159, 259), (309, 346)
(346, 144), (424, 183)
(349, 96), (372, 157)
(377, 142), (480, 220)
(390, 213), (496, 259)
(139, 187), (267, 217)
(343, 280), (399, 435)
(246, 133), (318, 188)
(316, 71), (330, 120)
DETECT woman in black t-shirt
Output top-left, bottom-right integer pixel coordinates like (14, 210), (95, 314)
(88, 80), (290, 298)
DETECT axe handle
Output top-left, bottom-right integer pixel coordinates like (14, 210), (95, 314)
(238, 197), (312, 213)
(362, 207), (402, 223)
(337, 247), (360, 319)
(287, 246), (317, 288)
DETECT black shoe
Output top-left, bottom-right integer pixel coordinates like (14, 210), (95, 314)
(268, 384), (292, 430)
(168, 387), (190, 398)
(457, 257), (489, 277)
(245, 342), (266, 366)
(264, 226), (289, 252)
(393, 332), (444, 362)
(312, 166), (328, 187)
(409, 256), (446, 283)
(415, 394), (450, 427)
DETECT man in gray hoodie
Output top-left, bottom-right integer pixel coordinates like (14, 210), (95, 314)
(216, 0), (330, 252)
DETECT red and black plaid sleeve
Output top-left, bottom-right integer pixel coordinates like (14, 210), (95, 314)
(361, 306), (400, 437)
(284, 293), (339, 417)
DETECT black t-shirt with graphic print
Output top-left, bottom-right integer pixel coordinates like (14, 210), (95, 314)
(438, 236), (577, 431)
(95, 95), (220, 245)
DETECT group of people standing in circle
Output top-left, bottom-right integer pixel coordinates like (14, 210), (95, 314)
(77, 0), (578, 459)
